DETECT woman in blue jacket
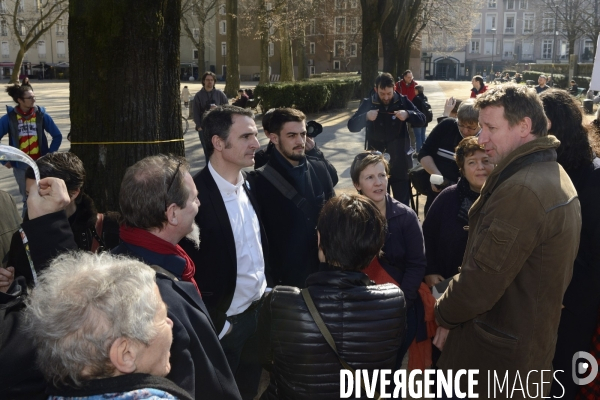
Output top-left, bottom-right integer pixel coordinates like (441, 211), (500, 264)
(0, 84), (62, 212)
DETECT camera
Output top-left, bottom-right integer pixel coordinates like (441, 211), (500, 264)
(306, 120), (323, 138)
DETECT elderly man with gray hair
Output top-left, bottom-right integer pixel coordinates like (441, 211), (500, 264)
(26, 252), (192, 400)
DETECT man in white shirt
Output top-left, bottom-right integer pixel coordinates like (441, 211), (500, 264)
(180, 105), (269, 400)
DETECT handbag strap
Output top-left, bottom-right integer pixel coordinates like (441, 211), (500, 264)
(301, 288), (381, 399)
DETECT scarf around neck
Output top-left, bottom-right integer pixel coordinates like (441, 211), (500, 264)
(119, 225), (200, 295)
(456, 177), (481, 224)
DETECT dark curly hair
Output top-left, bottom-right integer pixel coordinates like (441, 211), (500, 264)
(539, 89), (593, 171)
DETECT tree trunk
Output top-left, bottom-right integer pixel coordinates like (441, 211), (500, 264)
(10, 47), (25, 83)
(224, 0), (240, 97)
(279, 20), (294, 82)
(69, 0), (183, 212)
(296, 34), (306, 81)
(380, 2), (400, 78)
(259, 0), (270, 84)
(395, 41), (411, 75)
(360, 0), (383, 97)
(196, 0), (206, 72)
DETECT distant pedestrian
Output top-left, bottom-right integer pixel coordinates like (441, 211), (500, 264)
(181, 85), (191, 108)
(0, 84), (62, 213)
(470, 75), (488, 98)
(535, 74), (550, 94)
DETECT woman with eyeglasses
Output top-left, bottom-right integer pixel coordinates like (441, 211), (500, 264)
(417, 99), (480, 215)
(0, 84), (62, 213)
(350, 151), (426, 369)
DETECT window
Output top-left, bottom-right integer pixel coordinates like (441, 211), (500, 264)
(1, 41), (8, 58)
(582, 39), (594, 61)
(0, 0), (6, 14)
(219, 20), (226, 35)
(56, 40), (65, 58)
(519, 0), (527, 9)
(309, 42), (315, 54)
(485, 13), (496, 32)
(193, 49), (198, 59)
(523, 13), (534, 33)
(350, 17), (358, 34)
(18, 19), (25, 36)
(470, 39), (480, 53)
(266, 2), (272, 11)
(308, 19), (315, 35)
(522, 39), (534, 59)
(309, 66), (315, 75)
(333, 40), (345, 57)
(333, 60), (341, 70)
(350, 0), (358, 8)
(504, 14), (515, 34)
(506, 0), (514, 9)
(484, 38), (496, 55)
(221, 42), (226, 56)
(350, 43), (357, 57)
(335, 17), (345, 34)
(17, 0), (24, 12)
(559, 40), (569, 60)
(37, 40), (45, 58)
(488, 0), (496, 8)
(268, 20), (274, 35)
(473, 14), (481, 33)
(335, 0), (346, 9)
(193, 28), (199, 39)
(542, 39), (553, 59)
(268, 42), (274, 57)
(56, 18), (64, 35)
(503, 40), (514, 58)
(219, 4), (225, 15)
(0, 20), (6, 36)
(54, 0), (61, 10)
(543, 12), (555, 33)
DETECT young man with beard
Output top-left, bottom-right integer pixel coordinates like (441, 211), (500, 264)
(248, 108), (336, 289)
(112, 155), (241, 400)
(180, 105), (269, 400)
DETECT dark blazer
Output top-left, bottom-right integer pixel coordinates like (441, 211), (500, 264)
(247, 153), (335, 288)
(180, 166), (270, 334)
(112, 242), (242, 400)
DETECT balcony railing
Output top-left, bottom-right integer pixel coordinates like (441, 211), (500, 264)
(521, 53), (534, 60)
(504, 27), (514, 34)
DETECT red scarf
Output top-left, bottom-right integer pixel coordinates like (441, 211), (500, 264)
(120, 225), (200, 296)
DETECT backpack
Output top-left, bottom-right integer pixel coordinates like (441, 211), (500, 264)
(421, 98), (433, 123)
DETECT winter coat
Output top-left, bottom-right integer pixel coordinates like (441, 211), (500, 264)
(259, 266), (406, 399)
(435, 136), (581, 398)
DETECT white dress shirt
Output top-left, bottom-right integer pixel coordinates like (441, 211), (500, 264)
(208, 162), (266, 337)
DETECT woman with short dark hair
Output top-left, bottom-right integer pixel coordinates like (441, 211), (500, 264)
(259, 194), (406, 399)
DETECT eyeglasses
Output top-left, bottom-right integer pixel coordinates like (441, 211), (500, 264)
(22, 96), (36, 101)
(354, 151), (383, 162)
(165, 160), (182, 211)
(457, 124), (479, 132)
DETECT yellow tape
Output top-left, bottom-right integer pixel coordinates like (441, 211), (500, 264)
(69, 138), (185, 145)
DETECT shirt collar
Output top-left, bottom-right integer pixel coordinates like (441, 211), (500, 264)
(208, 161), (244, 196)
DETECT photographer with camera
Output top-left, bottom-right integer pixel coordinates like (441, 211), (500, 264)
(255, 109), (337, 184)
(248, 108), (337, 289)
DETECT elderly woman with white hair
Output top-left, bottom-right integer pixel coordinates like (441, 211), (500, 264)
(25, 252), (192, 400)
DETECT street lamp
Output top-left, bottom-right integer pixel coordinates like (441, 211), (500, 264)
(491, 28), (496, 75)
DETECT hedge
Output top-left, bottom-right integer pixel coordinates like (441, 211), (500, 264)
(253, 76), (361, 114)
(522, 70), (568, 88)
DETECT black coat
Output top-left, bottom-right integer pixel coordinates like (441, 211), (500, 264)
(0, 211), (77, 400)
(111, 241), (242, 400)
(348, 91), (426, 182)
(179, 166), (270, 334)
(247, 152), (335, 288)
(259, 267), (406, 399)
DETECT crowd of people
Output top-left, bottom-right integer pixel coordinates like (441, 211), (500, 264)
(0, 70), (599, 400)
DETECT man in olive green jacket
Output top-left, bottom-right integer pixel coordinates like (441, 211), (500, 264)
(434, 84), (581, 398)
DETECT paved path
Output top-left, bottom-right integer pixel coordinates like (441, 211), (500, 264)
(0, 80), (472, 213)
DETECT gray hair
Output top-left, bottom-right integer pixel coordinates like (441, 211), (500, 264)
(25, 252), (160, 386)
(119, 154), (190, 230)
(456, 99), (479, 125)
